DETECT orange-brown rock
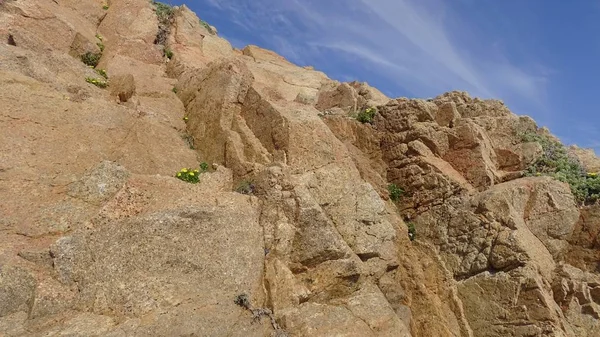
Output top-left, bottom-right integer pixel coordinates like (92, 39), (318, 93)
(2, 0), (600, 336)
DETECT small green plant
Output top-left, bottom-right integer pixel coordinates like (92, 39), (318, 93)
(152, 1), (175, 23)
(85, 77), (107, 88)
(172, 87), (178, 94)
(388, 183), (404, 202)
(200, 162), (209, 172)
(236, 180), (255, 195)
(176, 167), (200, 184)
(407, 222), (416, 241)
(97, 42), (105, 52)
(199, 19), (215, 34)
(522, 131), (600, 205)
(356, 107), (376, 124)
(95, 69), (108, 79)
(164, 47), (173, 59)
(102, 4), (109, 10)
(95, 34), (103, 42)
(81, 52), (101, 67)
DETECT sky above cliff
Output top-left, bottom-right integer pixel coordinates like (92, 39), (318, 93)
(169, 0), (600, 153)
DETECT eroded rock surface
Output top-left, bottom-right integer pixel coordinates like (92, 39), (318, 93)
(1, 1), (600, 336)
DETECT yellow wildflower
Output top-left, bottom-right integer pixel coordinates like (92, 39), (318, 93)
(189, 172), (195, 176)
(588, 172), (598, 177)
(182, 168), (188, 172)
(177, 172), (181, 177)
(536, 172), (541, 176)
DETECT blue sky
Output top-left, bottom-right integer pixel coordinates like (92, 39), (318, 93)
(167, 0), (600, 153)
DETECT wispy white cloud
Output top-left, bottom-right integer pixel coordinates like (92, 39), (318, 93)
(309, 42), (409, 74)
(203, 0), (550, 107)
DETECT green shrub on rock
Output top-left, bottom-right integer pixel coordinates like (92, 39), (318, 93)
(81, 52), (101, 67)
(522, 131), (600, 205)
(356, 107), (376, 124)
(388, 183), (404, 202)
(176, 168), (200, 184)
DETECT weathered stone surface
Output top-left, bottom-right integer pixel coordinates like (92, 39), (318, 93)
(97, 0), (163, 65)
(67, 161), (130, 205)
(48, 172), (272, 335)
(566, 205), (600, 273)
(166, 5), (234, 76)
(569, 145), (600, 172)
(0, 265), (36, 317)
(29, 278), (76, 319)
(109, 74), (136, 102)
(4, 0), (600, 336)
(35, 312), (117, 337)
(458, 267), (568, 337)
(68, 32), (101, 59)
(552, 264), (600, 337)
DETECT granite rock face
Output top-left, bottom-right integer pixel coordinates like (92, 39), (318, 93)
(1, 1), (599, 336)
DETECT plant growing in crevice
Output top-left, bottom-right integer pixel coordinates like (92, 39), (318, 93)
(356, 107), (377, 124)
(406, 222), (416, 241)
(388, 183), (404, 202)
(199, 19), (215, 34)
(236, 180), (255, 195)
(521, 131), (600, 205)
(172, 87), (178, 94)
(81, 35), (104, 68)
(152, 1), (175, 45)
(85, 77), (108, 88)
(152, 1), (174, 22)
(81, 52), (101, 67)
(199, 162), (209, 172)
(164, 47), (173, 59)
(95, 69), (108, 79)
(175, 163), (211, 183)
(175, 167), (200, 184)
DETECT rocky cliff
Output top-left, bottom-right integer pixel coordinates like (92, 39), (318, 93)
(1, 1), (600, 336)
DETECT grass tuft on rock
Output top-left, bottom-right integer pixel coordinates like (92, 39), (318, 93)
(236, 180), (255, 195)
(164, 47), (173, 59)
(199, 19), (215, 34)
(388, 183), (404, 202)
(407, 222), (416, 241)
